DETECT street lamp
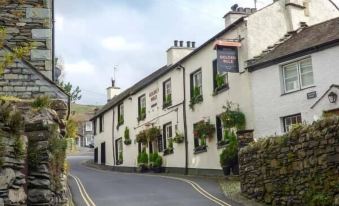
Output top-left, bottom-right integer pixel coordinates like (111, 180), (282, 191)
(328, 92), (337, 103)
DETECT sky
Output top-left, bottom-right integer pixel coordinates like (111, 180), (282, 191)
(55, 0), (339, 105)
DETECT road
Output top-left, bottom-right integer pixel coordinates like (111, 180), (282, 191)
(67, 150), (242, 206)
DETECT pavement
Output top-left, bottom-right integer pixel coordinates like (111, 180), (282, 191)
(67, 148), (243, 206)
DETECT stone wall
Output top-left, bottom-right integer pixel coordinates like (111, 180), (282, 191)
(239, 117), (339, 206)
(0, 99), (69, 206)
(0, 0), (53, 78)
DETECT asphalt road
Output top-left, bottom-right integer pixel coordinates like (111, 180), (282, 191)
(67, 151), (242, 206)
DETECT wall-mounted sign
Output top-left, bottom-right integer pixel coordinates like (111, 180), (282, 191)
(216, 46), (239, 73)
(149, 88), (159, 108)
(307, 91), (317, 99)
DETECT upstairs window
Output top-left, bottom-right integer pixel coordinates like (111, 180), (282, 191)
(282, 114), (302, 132)
(138, 95), (146, 121)
(93, 120), (97, 135)
(282, 58), (314, 93)
(117, 103), (124, 126)
(190, 69), (203, 109)
(163, 79), (172, 108)
(213, 59), (229, 93)
(85, 122), (92, 132)
(99, 115), (104, 133)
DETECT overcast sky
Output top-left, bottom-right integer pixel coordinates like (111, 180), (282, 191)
(55, 0), (339, 105)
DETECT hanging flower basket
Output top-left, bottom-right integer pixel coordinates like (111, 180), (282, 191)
(173, 132), (184, 144)
(194, 121), (215, 139)
(136, 130), (147, 144)
(146, 127), (161, 142)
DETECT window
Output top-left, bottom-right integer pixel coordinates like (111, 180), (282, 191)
(115, 138), (123, 165)
(283, 114), (302, 132)
(216, 116), (223, 142)
(193, 122), (207, 153)
(163, 79), (172, 108)
(138, 95), (146, 121)
(93, 120), (97, 135)
(85, 122), (92, 132)
(99, 115), (104, 133)
(159, 122), (172, 152)
(213, 59), (229, 92)
(117, 103), (124, 126)
(191, 70), (202, 97)
(282, 58), (314, 93)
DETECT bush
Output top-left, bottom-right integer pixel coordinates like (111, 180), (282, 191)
(146, 127), (161, 142)
(220, 134), (238, 167)
(31, 96), (51, 109)
(154, 155), (163, 168)
(14, 136), (25, 160)
(137, 149), (148, 166)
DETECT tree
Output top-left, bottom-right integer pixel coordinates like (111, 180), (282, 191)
(59, 81), (82, 103)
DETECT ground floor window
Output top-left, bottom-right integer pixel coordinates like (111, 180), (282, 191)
(282, 113), (302, 132)
(193, 122), (207, 154)
(115, 138), (123, 165)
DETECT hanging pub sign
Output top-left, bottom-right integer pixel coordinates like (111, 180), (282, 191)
(214, 40), (241, 73)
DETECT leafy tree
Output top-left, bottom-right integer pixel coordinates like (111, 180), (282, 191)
(59, 81), (82, 103)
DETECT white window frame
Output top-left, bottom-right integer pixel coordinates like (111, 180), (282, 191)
(193, 70), (202, 95)
(164, 80), (171, 97)
(140, 95), (146, 110)
(283, 114), (302, 132)
(282, 57), (314, 94)
(165, 123), (172, 139)
(85, 122), (92, 132)
(119, 103), (124, 118)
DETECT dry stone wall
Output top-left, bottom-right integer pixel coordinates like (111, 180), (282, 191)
(0, 99), (69, 206)
(239, 117), (339, 206)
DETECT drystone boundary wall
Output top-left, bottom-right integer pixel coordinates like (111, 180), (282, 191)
(0, 100), (69, 206)
(239, 117), (339, 206)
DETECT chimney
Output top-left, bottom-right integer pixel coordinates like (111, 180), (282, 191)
(223, 4), (256, 28)
(167, 40), (195, 66)
(106, 79), (121, 101)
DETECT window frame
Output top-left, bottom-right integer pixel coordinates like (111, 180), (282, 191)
(99, 115), (104, 133)
(115, 137), (123, 165)
(282, 113), (302, 133)
(163, 78), (172, 108)
(191, 69), (202, 97)
(85, 121), (93, 132)
(138, 94), (146, 121)
(117, 103), (124, 126)
(213, 59), (229, 93)
(282, 57), (314, 94)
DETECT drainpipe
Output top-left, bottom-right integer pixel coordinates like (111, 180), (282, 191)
(112, 109), (116, 166)
(51, 0), (55, 81)
(178, 65), (188, 175)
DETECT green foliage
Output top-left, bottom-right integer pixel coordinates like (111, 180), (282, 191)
(173, 132), (184, 143)
(138, 107), (146, 121)
(8, 111), (24, 134)
(221, 101), (246, 130)
(168, 138), (174, 149)
(49, 135), (67, 191)
(59, 81), (82, 103)
(14, 136), (25, 160)
(137, 149), (148, 166)
(136, 130), (147, 144)
(146, 127), (161, 142)
(65, 118), (78, 139)
(189, 86), (203, 110)
(118, 115), (124, 126)
(154, 154), (163, 168)
(164, 94), (172, 107)
(194, 121), (216, 139)
(31, 96), (51, 109)
(215, 73), (226, 90)
(27, 140), (43, 170)
(220, 133), (238, 167)
(124, 127), (130, 140)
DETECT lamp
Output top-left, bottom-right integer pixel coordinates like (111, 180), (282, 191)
(328, 92), (337, 103)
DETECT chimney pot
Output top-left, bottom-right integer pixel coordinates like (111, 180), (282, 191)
(237, 7), (244, 12)
(179, 40), (184, 47)
(186, 41), (191, 48)
(192, 42), (196, 48)
(174, 40), (178, 47)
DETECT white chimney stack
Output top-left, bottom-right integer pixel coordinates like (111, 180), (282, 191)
(166, 40), (195, 66)
(107, 79), (121, 101)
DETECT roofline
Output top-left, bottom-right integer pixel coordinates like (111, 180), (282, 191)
(328, 0), (339, 10)
(90, 17), (246, 121)
(311, 84), (339, 109)
(3, 44), (70, 98)
(247, 39), (339, 72)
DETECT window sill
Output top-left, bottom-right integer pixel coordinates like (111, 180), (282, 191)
(281, 85), (316, 96)
(194, 145), (207, 154)
(163, 102), (172, 109)
(213, 85), (229, 96)
(217, 140), (228, 149)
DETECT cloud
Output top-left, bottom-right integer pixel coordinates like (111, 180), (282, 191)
(101, 36), (144, 51)
(55, 15), (64, 31)
(64, 60), (96, 75)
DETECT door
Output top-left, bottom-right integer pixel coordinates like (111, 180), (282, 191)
(94, 148), (98, 163)
(101, 142), (106, 165)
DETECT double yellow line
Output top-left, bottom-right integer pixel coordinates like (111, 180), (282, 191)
(69, 174), (96, 206)
(82, 162), (231, 206)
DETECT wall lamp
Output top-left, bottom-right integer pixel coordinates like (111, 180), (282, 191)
(328, 92), (337, 103)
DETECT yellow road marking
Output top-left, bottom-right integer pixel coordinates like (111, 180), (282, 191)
(81, 162), (231, 206)
(69, 174), (96, 206)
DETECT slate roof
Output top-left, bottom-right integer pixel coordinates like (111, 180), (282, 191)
(247, 17), (339, 71)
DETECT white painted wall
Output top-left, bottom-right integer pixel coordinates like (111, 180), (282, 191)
(250, 46), (339, 138)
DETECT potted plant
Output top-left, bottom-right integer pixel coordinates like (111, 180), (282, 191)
(194, 121), (216, 139)
(221, 102), (246, 130)
(146, 127), (161, 142)
(136, 130), (147, 145)
(173, 132), (184, 144)
(118, 115), (124, 125)
(163, 94), (172, 108)
(163, 138), (174, 155)
(124, 127), (131, 145)
(149, 152), (163, 173)
(219, 134), (238, 176)
(215, 73), (226, 92)
(138, 107), (146, 121)
(194, 136), (207, 153)
(189, 86), (203, 110)
(137, 149), (148, 173)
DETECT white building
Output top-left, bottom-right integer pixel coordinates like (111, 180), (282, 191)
(248, 17), (339, 138)
(91, 0), (339, 175)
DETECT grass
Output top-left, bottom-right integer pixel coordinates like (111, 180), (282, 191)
(70, 103), (101, 114)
